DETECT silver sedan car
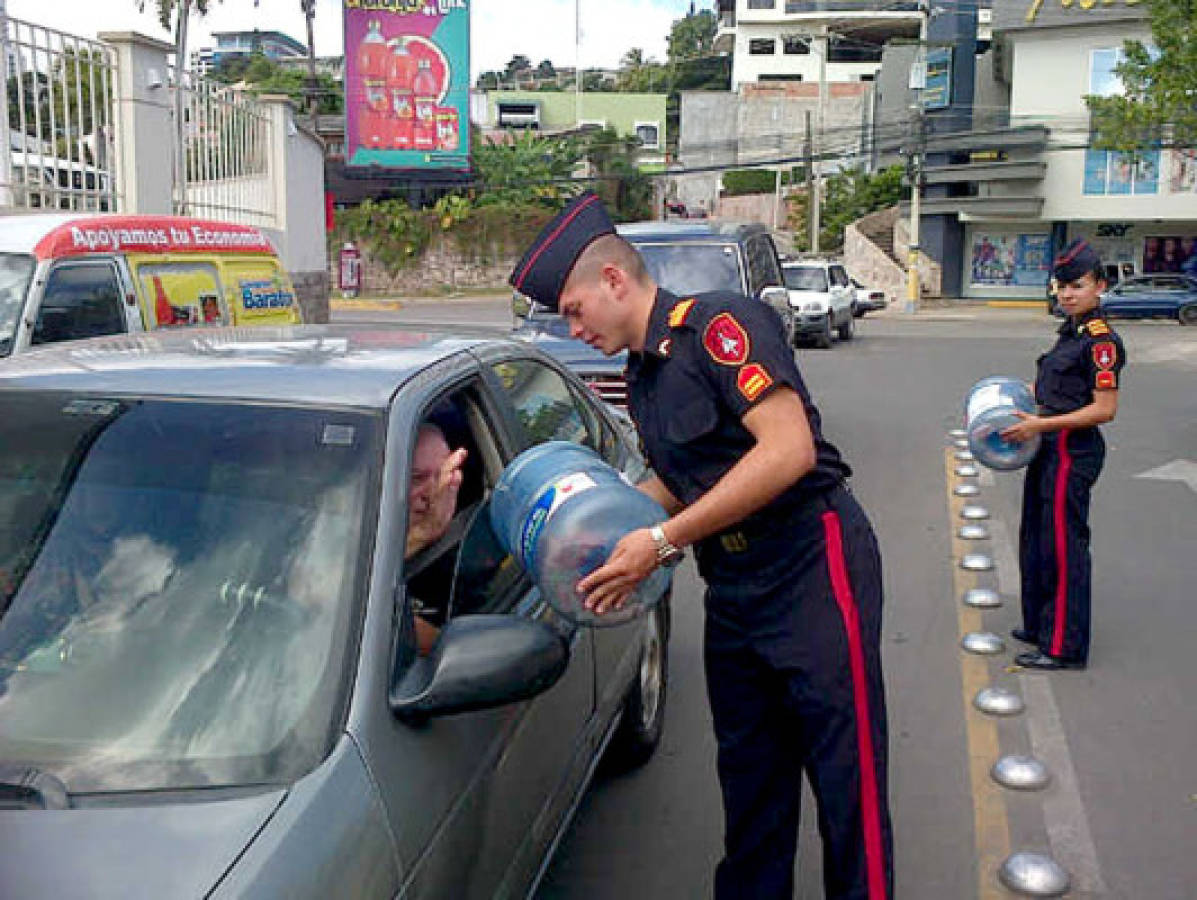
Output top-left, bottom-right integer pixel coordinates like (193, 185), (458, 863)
(0, 326), (669, 898)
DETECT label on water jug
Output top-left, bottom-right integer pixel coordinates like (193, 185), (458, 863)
(519, 472), (598, 570)
(966, 384), (1005, 425)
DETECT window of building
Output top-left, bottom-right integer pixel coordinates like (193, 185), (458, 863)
(748, 39), (776, 56)
(782, 35), (810, 55)
(760, 73), (804, 82)
(634, 121), (660, 149)
(748, 0), (776, 8)
(1083, 48), (1159, 196)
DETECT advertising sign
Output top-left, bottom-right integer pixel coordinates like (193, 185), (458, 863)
(970, 233), (1051, 287)
(922, 48), (952, 110)
(344, 0), (470, 170)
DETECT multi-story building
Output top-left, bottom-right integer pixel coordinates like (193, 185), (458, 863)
(714, 0), (925, 89)
(897, 0), (1196, 300)
(190, 30), (309, 78)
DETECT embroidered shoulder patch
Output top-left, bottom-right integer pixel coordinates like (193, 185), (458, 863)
(703, 312), (751, 366)
(1086, 319), (1110, 336)
(1095, 370), (1117, 390)
(1092, 341), (1117, 370)
(668, 298), (696, 328)
(737, 363), (773, 402)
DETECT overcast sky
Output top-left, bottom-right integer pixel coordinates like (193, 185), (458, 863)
(6, 0), (704, 77)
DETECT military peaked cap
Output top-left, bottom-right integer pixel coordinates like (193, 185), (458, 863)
(1053, 239), (1103, 283)
(508, 191), (616, 310)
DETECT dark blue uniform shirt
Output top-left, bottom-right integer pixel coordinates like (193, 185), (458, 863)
(626, 289), (850, 567)
(1035, 310), (1126, 415)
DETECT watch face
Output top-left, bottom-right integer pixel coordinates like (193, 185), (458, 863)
(659, 546), (684, 568)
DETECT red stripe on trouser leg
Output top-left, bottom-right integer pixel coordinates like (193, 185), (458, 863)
(822, 511), (887, 900)
(1051, 430), (1072, 657)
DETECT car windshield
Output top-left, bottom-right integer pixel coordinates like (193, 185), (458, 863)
(632, 242), (744, 295)
(784, 266), (828, 292)
(0, 393), (381, 794)
(0, 253), (36, 357)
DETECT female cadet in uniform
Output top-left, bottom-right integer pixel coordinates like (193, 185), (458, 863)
(1001, 239), (1125, 670)
(509, 192), (893, 900)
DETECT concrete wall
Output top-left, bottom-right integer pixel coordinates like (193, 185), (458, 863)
(333, 238), (518, 297)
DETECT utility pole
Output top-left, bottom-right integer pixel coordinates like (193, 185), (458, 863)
(302, 0), (319, 124)
(0, 0), (12, 208)
(905, 2), (930, 313)
(811, 25), (828, 256)
(805, 110), (815, 252)
(575, 0), (582, 127)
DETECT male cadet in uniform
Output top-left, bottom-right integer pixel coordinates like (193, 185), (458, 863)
(509, 192), (893, 900)
(1002, 239), (1124, 670)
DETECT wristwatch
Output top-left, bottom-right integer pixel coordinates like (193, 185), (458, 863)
(650, 525), (684, 568)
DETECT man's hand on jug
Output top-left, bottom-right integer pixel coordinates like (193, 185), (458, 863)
(577, 527), (657, 616)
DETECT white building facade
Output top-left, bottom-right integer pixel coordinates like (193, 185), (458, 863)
(715, 0), (923, 88)
(962, 0), (1197, 298)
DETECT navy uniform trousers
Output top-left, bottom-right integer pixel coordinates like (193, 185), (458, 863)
(700, 485), (893, 900)
(1019, 428), (1104, 663)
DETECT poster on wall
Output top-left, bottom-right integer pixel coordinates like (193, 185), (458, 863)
(1143, 236), (1197, 275)
(922, 48), (952, 110)
(344, 0), (470, 170)
(1170, 149), (1197, 194)
(970, 233), (1051, 287)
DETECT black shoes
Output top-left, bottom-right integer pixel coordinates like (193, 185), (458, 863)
(1011, 628), (1035, 645)
(1015, 650), (1086, 671)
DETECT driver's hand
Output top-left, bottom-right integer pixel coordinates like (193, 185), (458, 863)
(407, 448), (467, 556)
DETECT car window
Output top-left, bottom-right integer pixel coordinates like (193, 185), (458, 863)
(632, 241), (744, 295)
(784, 265), (829, 293)
(0, 393), (381, 793)
(746, 235), (783, 295)
(1151, 276), (1185, 291)
(0, 253), (35, 357)
(830, 266), (850, 288)
(136, 261), (228, 327)
(489, 358), (600, 453)
(32, 261), (125, 346)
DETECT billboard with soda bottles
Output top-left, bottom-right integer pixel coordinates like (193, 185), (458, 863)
(343, 0), (469, 170)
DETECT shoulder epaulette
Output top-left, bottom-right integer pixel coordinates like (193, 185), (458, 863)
(668, 298), (697, 328)
(1084, 318), (1110, 337)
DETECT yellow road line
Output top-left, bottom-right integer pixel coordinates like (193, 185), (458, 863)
(945, 447), (1011, 899)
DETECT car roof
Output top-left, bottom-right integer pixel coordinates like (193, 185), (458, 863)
(617, 220), (771, 243)
(0, 213), (277, 259)
(0, 325), (507, 409)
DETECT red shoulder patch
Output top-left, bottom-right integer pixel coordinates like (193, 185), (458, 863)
(703, 312), (751, 366)
(1092, 341), (1117, 370)
(1095, 370), (1117, 390)
(737, 363), (774, 402)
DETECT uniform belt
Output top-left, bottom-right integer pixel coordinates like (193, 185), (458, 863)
(705, 482), (847, 556)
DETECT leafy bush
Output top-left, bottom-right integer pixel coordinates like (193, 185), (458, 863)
(787, 165), (905, 252)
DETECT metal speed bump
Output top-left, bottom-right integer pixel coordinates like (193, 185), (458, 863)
(953, 438), (969, 449)
(953, 483), (980, 497)
(973, 686), (1024, 716)
(991, 755), (1051, 791)
(961, 631), (1005, 655)
(960, 505), (990, 520)
(998, 852), (1070, 897)
(955, 464), (979, 477)
(960, 553), (994, 572)
(963, 588), (1002, 608)
(949, 429), (967, 439)
(955, 449), (975, 461)
(958, 523), (990, 540)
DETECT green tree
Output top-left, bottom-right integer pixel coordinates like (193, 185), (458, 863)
(583, 127), (654, 222)
(1085, 0), (1197, 151)
(787, 165), (904, 252)
(475, 70), (501, 90)
(471, 129), (582, 207)
(503, 54), (532, 84)
(667, 5), (717, 63)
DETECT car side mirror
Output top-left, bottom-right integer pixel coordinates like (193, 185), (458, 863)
(758, 286), (790, 314)
(390, 614), (569, 722)
(511, 291), (531, 324)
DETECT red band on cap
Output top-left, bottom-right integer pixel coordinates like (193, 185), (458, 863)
(513, 194), (601, 292)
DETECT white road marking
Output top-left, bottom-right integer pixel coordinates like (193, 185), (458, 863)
(1134, 459), (1197, 495)
(1020, 674), (1109, 895)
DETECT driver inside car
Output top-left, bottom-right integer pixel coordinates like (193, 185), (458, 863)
(405, 422), (469, 656)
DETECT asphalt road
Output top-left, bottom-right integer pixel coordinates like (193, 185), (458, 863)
(333, 299), (1197, 898)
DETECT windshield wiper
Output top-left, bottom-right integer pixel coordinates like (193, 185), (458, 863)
(0, 765), (71, 809)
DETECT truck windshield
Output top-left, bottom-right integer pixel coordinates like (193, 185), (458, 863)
(633, 242), (744, 296)
(784, 266), (829, 293)
(0, 253), (35, 357)
(0, 393), (381, 794)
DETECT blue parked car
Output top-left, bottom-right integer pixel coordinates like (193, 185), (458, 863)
(1099, 274), (1197, 325)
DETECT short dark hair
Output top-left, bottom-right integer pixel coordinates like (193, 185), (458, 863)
(568, 233), (650, 288)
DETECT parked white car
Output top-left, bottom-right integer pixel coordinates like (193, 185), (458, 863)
(782, 260), (856, 348)
(850, 278), (888, 317)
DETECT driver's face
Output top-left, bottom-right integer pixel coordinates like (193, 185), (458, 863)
(408, 429), (450, 515)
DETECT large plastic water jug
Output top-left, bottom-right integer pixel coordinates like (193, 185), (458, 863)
(964, 376), (1040, 470)
(490, 441), (671, 627)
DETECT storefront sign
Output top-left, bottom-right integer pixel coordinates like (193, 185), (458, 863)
(1024, 0), (1141, 24)
(922, 48), (952, 110)
(344, 0), (469, 170)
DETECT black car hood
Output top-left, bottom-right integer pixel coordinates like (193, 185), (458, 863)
(0, 787), (286, 897)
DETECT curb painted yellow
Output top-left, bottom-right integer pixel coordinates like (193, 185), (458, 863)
(329, 298), (405, 312)
(945, 447), (1011, 899)
(984, 300), (1045, 308)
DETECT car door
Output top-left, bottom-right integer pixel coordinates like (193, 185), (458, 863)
(23, 258), (130, 350)
(829, 265), (853, 322)
(364, 371), (596, 899)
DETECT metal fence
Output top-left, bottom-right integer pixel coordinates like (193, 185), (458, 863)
(0, 15), (119, 212)
(172, 69), (278, 229)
